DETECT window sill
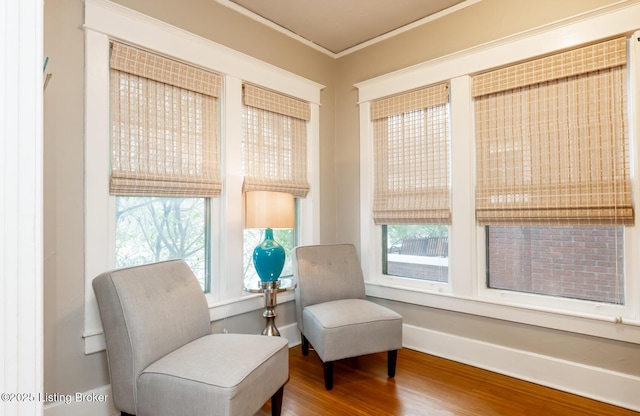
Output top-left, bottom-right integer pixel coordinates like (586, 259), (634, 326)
(365, 281), (640, 344)
(84, 290), (296, 354)
(205, 290), (295, 321)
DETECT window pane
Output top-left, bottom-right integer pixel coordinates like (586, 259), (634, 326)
(487, 226), (624, 304)
(243, 229), (295, 286)
(115, 196), (209, 290)
(385, 224), (448, 282)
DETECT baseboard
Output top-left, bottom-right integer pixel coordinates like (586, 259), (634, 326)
(51, 325), (638, 415)
(403, 324), (640, 412)
(278, 322), (302, 346)
(43, 384), (117, 416)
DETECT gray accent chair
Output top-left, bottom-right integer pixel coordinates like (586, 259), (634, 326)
(293, 244), (403, 390)
(93, 259), (289, 416)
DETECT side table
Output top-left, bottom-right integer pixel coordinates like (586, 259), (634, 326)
(243, 277), (296, 336)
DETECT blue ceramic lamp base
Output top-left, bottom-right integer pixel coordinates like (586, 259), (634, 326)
(253, 228), (286, 282)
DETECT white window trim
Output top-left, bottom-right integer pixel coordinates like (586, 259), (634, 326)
(83, 0), (323, 354)
(357, 1), (640, 344)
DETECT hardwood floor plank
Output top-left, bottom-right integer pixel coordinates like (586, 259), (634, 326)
(257, 346), (637, 416)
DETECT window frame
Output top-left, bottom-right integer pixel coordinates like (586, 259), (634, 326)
(114, 196), (212, 292)
(483, 225), (627, 306)
(82, 0), (323, 354)
(382, 224), (450, 283)
(356, 4), (640, 344)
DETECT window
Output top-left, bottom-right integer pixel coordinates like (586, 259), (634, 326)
(384, 224), (448, 281)
(241, 84), (311, 286)
(83, 1), (322, 353)
(473, 37), (631, 304)
(109, 42), (222, 291)
(357, 6), (640, 341)
(370, 84), (451, 282)
(487, 226), (624, 304)
(116, 197), (210, 290)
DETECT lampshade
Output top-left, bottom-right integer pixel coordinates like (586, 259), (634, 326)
(245, 191), (295, 229)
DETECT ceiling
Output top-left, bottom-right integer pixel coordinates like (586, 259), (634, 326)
(218, 0), (470, 56)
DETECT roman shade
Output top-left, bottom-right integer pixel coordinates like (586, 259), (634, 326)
(473, 37), (632, 225)
(110, 41), (222, 197)
(242, 84), (310, 198)
(371, 83), (450, 224)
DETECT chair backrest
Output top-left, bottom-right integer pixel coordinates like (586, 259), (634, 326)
(293, 244), (366, 332)
(92, 259), (211, 414)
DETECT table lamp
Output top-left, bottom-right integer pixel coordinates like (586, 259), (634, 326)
(244, 191), (295, 282)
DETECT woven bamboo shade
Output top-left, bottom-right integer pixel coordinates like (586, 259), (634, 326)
(242, 84), (310, 198)
(371, 83), (450, 225)
(110, 42), (222, 197)
(473, 37), (632, 225)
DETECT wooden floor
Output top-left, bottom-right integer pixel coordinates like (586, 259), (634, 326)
(258, 346), (637, 416)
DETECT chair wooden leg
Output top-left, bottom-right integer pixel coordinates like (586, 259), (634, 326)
(388, 349), (398, 378)
(323, 361), (334, 390)
(271, 385), (284, 416)
(301, 335), (309, 356)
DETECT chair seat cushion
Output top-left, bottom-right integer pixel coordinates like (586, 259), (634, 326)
(303, 298), (402, 362)
(136, 333), (289, 416)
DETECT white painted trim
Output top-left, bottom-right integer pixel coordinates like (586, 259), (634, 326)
(83, 0), (322, 354)
(358, 0), (640, 343)
(1, 0), (44, 414)
(368, 285), (640, 344)
(83, 0), (324, 103)
(624, 30), (640, 326)
(358, 100), (375, 277)
(214, 0), (482, 59)
(404, 324), (640, 412)
(82, 332), (107, 355)
(53, 325), (640, 415)
(299, 102), (322, 245)
(208, 292), (295, 322)
(218, 75), (244, 302)
(214, 0), (334, 58)
(83, 28), (114, 354)
(449, 76), (476, 298)
(278, 321), (302, 347)
(335, 0), (482, 58)
(355, 0), (640, 101)
(84, 292), (297, 354)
